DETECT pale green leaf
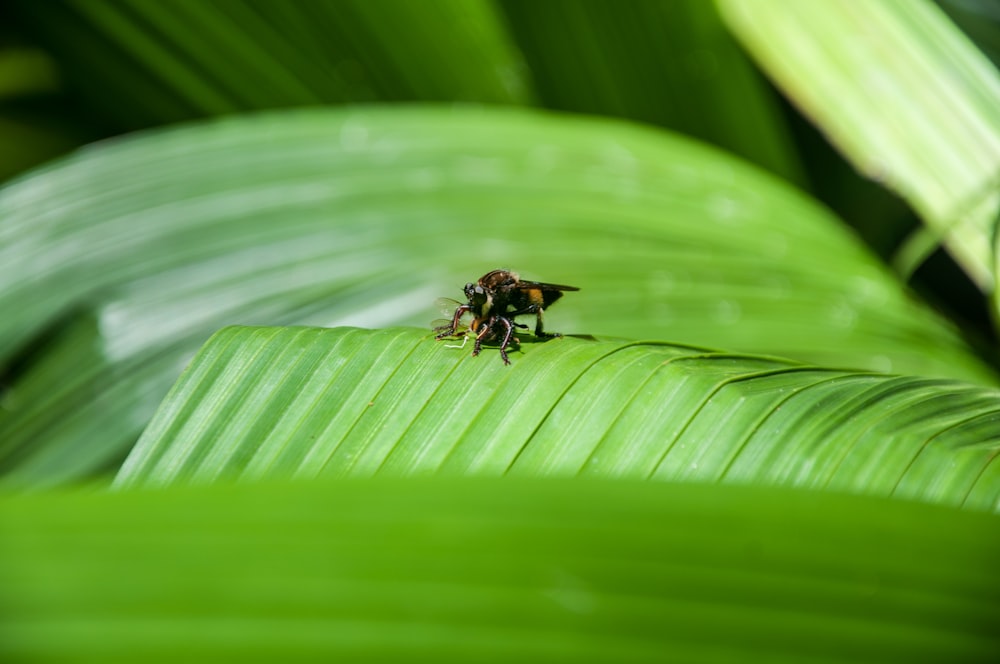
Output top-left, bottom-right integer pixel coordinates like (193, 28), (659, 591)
(717, 0), (1000, 291)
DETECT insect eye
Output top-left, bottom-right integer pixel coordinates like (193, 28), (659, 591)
(464, 284), (488, 307)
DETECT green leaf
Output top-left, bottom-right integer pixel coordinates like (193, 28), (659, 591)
(717, 0), (1000, 292)
(2, 478), (998, 662)
(0, 45), (82, 183)
(13, 0), (530, 128)
(498, 0), (803, 182)
(14, 0), (803, 186)
(113, 326), (1000, 512)
(0, 107), (993, 487)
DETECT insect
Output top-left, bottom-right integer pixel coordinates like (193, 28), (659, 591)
(434, 269), (579, 365)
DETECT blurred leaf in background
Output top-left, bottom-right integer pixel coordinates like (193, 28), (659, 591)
(9, 0), (531, 130)
(2, 108), (993, 487)
(0, 8), (92, 182)
(939, 0), (1000, 69)
(7, 0), (800, 178)
(719, 0), (1000, 297)
(6, 1), (999, 327)
(498, 0), (803, 183)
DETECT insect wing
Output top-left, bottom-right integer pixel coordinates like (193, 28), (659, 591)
(433, 297), (469, 335)
(511, 280), (579, 311)
(436, 297), (467, 317)
(432, 318), (465, 332)
(513, 280), (580, 292)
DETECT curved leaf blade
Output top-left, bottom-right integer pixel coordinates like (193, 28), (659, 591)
(0, 108), (986, 377)
(498, 0), (803, 182)
(1, 107), (994, 487)
(718, 0), (1000, 291)
(115, 326), (1000, 512)
(13, 0), (530, 128)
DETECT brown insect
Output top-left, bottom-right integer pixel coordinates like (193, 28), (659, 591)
(434, 269), (579, 365)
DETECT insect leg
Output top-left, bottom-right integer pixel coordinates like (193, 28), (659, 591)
(497, 316), (515, 365)
(534, 308), (562, 338)
(471, 318), (492, 357)
(435, 304), (471, 340)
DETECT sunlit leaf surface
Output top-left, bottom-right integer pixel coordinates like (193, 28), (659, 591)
(718, 0), (1000, 291)
(114, 326), (1000, 512)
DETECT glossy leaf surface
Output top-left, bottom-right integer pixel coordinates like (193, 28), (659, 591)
(115, 326), (1000, 512)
